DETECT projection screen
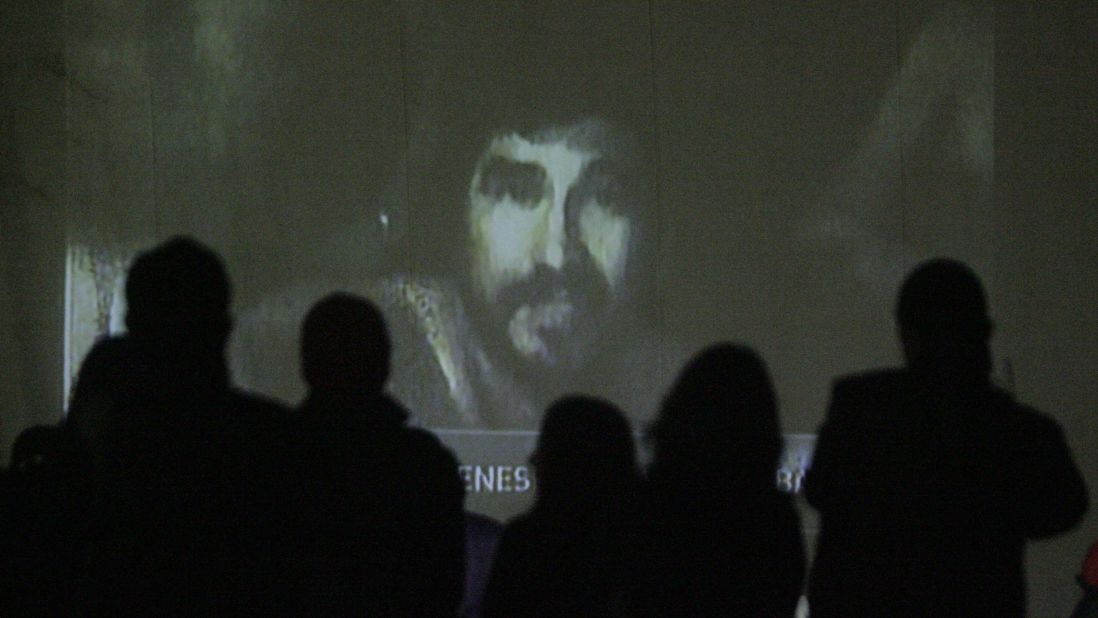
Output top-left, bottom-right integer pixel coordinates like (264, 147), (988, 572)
(62, 1), (994, 521)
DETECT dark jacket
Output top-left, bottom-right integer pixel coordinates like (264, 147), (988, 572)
(483, 501), (638, 618)
(289, 392), (465, 616)
(630, 468), (805, 617)
(806, 369), (1088, 617)
(80, 380), (294, 616)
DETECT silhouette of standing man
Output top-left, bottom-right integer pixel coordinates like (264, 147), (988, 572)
(289, 293), (465, 616)
(80, 237), (292, 615)
(806, 259), (1088, 617)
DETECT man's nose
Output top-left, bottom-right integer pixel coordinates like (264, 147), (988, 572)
(541, 189), (567, 270)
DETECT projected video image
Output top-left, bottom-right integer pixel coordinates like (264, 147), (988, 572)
(60, 2), (993, 521)
(374, 118), (664, 431)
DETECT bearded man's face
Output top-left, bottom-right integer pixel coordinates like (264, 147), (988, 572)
(467, 120), (636, 371)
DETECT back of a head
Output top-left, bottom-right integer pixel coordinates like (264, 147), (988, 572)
(651, 343), (782, 480)
(301, 293), (391, 396)
(896, 258), (992, 374)
(10, 426), (74, 473)
(533, 395), (638, 509)
(124, 237), (231, 355)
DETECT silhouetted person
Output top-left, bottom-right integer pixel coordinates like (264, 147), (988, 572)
(290, 292), (465, 616)
(806, 258), (1088, 617)
(0, 335), (138, 616)
(631, 343), (805, 617)
(483, 396), (641, 617)
(0, 338), (143, 618)
(0, 423), (95, 616)
(78, 237), (291, 615)
(3, 335), (149, 617)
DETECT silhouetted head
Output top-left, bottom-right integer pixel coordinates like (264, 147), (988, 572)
(10, 425), (81, 474)
(651, 343), (782, 481)
(301, 293), (391, 396)
(896, 259), (992, 376)
(531, 395), (638, 511)
(125, 237), (232, 357)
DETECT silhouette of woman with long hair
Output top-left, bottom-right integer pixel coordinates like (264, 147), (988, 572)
(633, 343), (805, 617)
(483, 395), (641, 617)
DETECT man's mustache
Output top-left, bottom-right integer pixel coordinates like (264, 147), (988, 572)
(495, 262), (609, 311)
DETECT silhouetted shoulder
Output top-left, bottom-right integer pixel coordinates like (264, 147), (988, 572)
(993, 398), (1088, 538)
(486, 511), (538, 570)
(807, 369), (907, 512)
(220, 389), (292, 440)
(228, 388), (293, 418)
(370, 394), (452, 456)
(404, 425), (460, 468)
(822, 368), (909, 422)
(496, 512), (536, 542)
(379, 396), (463, 500)
(1001, 398), (1067, 434)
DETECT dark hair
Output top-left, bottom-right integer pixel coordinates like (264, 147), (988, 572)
(124, 236), (231, 338)
(301, 292), (391, 394)
(533, 395), (638, 510)
(650, 343), (782, 480)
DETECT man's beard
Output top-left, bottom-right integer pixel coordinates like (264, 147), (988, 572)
(473, 261), (616, 381)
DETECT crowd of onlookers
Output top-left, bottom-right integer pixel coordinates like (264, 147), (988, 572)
(0, 237), (1089, 616)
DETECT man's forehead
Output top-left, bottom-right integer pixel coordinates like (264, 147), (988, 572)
(483, 132), (599, 187)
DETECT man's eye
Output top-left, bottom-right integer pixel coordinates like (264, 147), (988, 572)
(578, 173), (623, 207)
(478, 158), (545, 205)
